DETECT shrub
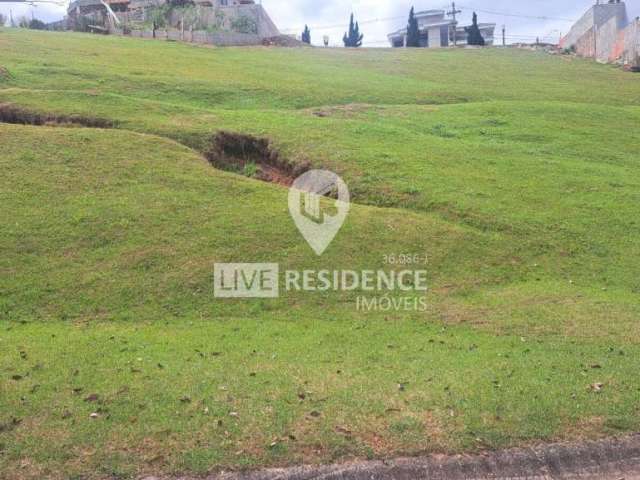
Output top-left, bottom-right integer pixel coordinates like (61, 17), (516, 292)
(230, 16), (257, 35)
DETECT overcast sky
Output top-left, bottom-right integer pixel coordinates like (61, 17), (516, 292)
(1, 0), (639, 46)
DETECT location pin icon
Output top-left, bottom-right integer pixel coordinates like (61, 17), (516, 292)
(288, 170), (350, 256)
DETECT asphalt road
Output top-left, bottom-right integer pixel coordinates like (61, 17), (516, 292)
(142, 433), (640, 480)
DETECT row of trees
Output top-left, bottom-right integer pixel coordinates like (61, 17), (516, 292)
(145, 0), (257, 37)
(300, 8), (485, 47)
(0, 13), (47, 30)
(300, 13), (363, 47)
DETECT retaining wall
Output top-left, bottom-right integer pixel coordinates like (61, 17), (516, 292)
(561, 2), (639, 67)
(121, 28), (262, 46)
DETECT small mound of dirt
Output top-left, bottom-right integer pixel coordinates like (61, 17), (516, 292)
(205, 131), (310, 186)
(0, 103), (114, 128)
(0, 66), (10, 81)
(262, 35), (307, 47)
(311, 103), (372, 118)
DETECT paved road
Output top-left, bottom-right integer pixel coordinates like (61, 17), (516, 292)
(145, 433), (640, 480)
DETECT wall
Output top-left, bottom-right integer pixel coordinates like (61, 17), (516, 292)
(561, 3), (627, 50)
(596, 14), (621, 62)
(621, 19), (640, 66)
(560, 2), (639, 67)
(124, 28), (262, 46)
(116, 3), (278, 39)
(561, 6), (595, 49)
(573, 26), (594, 57)
(166, 4), (278, 37)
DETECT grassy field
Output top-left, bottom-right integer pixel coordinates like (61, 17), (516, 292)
(1, 28), (640, 479)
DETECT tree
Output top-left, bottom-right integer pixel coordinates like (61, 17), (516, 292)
(465, 12), (485, 46)
(405, 7), (420, 47)
(146, 3), (169, 38)
(0, 13), (7, 27)
(28, 18), (47, 30)
(342, 13), (363, 47)
(301, 24), (311, 44)
(231, 15), (258, 34)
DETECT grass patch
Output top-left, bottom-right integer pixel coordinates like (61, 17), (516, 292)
(1, 29), (639, 479)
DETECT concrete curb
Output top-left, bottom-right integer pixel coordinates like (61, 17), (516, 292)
(147, 433), (640, 480)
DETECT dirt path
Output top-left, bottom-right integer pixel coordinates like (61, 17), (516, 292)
(143, 434), (640, 480)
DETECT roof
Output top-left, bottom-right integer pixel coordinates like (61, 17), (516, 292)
(414, 10), (445, 17)
(68, 0), (105, 12)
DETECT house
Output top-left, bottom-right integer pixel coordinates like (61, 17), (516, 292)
(66, 0), (280, 39)
(387, 10), (495, 48)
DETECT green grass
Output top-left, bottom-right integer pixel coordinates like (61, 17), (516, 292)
(1, 29), (640, 479)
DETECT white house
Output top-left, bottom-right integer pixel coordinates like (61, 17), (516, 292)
(388, 10), (495, 48)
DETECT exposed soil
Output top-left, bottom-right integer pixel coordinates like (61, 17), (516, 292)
(142, 433), (640, 480)
(0, 103), (114, 128)
(0, 66), (10, 80)
(261, 35), (308, 47)
(204, 130), (310, 186)
(311, 104), (373, 118)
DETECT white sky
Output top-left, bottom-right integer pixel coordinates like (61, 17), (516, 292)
(1, 0), (639, 46)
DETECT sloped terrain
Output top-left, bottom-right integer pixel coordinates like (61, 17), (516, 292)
(0, 29), (639, 479)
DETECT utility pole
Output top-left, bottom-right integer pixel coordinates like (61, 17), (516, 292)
(446, 1), (461, 46)
(502, 25), (506, 46)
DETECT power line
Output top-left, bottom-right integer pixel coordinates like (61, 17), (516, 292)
(280, 5), (575, 45)
(281, 6), (576, 33)
(457, 5), (575, 22)
(280, 15), (407, 33)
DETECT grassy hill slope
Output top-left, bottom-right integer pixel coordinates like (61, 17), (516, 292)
(1, 29), (639, 479)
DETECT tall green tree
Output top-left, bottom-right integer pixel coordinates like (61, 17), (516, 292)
(465, 12), (485, 46)
(28, 18), (47, 30)
(342, 13), (363, 47)
(405, 7), (420, 47)
(301, 24), (311, 44)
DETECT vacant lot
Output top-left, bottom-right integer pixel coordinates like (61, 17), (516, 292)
(1, 29), (639, 479)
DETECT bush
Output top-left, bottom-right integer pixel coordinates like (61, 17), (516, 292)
(25, 19), (47, 30)
(230, 16), (257, 35)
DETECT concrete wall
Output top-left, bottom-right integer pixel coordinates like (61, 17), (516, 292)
(124, 28), (262, 46)
(116, 3), (278, 38)
(621, 19), (640, 66)
(561, 7), (595, 48)
(162, 4), (278, 37)
(574, 26), (595, 58)
(562, 2), (627, 50)
(560, 2), (639, 67)
(596, 14), (621, 62)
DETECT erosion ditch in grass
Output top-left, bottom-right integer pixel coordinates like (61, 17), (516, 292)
(0, 102), (316, 189)
(204, 130), (311, 186)
(0, 103), (114, 128)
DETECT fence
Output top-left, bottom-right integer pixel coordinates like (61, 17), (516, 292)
(117, 28), (263, 46)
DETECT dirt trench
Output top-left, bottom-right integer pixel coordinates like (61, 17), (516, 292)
(0, 103), (114, 129)
(0, 104), (309, 187)
(204, 131), (311, 186)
